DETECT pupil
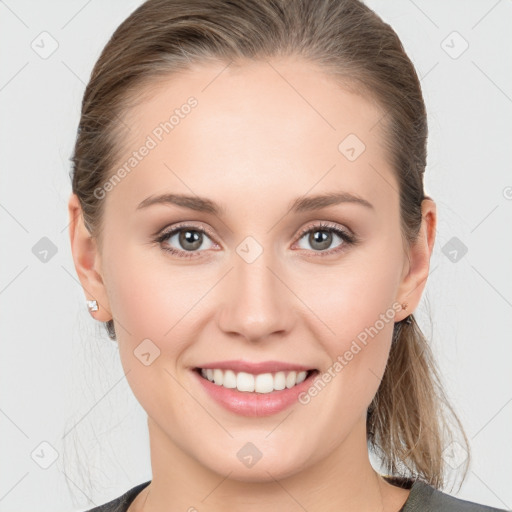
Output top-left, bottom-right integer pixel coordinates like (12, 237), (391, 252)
(180, 230), (202, 250)
(311, 230), (331, 250)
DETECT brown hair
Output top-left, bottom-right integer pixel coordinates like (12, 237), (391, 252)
(70, 0), (470, 490)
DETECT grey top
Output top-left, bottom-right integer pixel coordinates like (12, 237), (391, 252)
(84, 476), (510, 511)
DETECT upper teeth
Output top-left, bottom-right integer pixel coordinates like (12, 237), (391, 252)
(200, 368), (309, 394)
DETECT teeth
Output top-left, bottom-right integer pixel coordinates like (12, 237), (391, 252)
(199, 368), (310, 393)
(296, 371), (308, 384)
(223, 369), (237, 388)
(213, 369), (223, 385)
(274, 371), (286, 390)
(237, 372), (255, 392)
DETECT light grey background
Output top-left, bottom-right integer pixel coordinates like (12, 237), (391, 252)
(1, 1), (511, 511)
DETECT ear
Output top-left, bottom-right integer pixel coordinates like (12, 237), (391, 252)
(67, 193), (112, 322)
(395, 198), (437, 322)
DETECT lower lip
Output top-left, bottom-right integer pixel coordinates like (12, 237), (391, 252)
(192, 369), (319, 417)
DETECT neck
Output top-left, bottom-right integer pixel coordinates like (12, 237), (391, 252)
(133, 415), (409, 512)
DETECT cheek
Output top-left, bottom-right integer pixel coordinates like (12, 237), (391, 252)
(104, 249), (202, 419)
(297, 277), (398, 443)
(303, 245), (402, 352)
(103, 242), (206, 342)
(103, 246), (218, 399)
(297, 241), (402, 413)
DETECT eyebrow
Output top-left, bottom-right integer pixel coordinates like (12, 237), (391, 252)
(136, 191), (374, 215)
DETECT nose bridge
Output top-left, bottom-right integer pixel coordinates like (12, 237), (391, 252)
(217, 240), (292, 341)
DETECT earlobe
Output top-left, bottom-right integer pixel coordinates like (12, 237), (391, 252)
(67, 193), (112, 322)
(395, 198), (437, 322)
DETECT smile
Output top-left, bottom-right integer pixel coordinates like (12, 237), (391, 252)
(196, 368), (315, 394)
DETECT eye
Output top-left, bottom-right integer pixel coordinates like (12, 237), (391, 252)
(155, 223), (217, 258)
(154, 221), (358, 259)
(293, 221), (356, 256)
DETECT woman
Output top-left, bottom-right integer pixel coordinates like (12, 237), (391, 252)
(67, 0), (508, 510)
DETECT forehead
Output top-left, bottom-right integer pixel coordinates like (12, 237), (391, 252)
(108, 58), (398, 218)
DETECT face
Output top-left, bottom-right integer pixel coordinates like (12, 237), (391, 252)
(70, 57), (432, 483)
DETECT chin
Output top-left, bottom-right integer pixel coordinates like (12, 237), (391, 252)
(201, 448), (311, 484)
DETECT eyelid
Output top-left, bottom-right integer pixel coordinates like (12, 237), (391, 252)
(156, 221), (219, 243)
(291, 220), (357, 256)
(293, 220), (354, 244)
(153, 222), (219, 260)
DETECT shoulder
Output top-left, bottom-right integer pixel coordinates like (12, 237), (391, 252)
(404, 479), (510, 512)
(83, 481), (151, 512)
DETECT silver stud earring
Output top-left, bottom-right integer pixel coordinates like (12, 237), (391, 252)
(87, 299), (98, 312)
(401, 302), (412, 325)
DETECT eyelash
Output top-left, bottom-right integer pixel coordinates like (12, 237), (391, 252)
(154, 221), (358, 259)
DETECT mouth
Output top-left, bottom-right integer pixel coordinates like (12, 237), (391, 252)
(193, 367), (319, 394)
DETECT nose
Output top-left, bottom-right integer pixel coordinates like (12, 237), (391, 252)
(217, 251), (295, 343)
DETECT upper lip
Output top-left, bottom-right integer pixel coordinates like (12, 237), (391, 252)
(194, 360), (316, 374)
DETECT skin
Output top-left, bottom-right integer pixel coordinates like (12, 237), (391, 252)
(68, 57), (436, 512)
